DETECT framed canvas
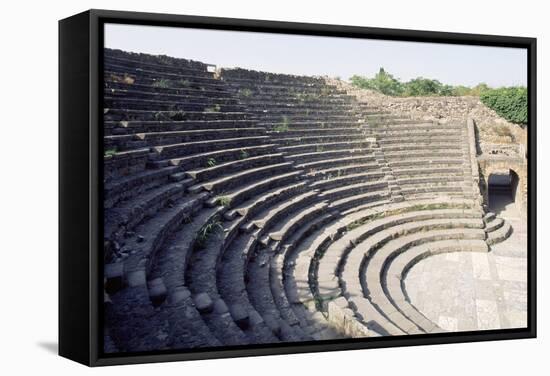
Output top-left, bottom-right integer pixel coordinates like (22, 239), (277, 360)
(59, 9), (536, 366)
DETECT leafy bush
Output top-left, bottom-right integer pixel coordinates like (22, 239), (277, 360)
(350, 68), (403, 96)
(480, 87), (527, 126)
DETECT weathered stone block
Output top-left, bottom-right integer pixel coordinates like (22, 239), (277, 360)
(230, 304), (249, 329)
(104, 262), (124, 293)
(194, 292), (214, 313)
(148, 278), (167, 307)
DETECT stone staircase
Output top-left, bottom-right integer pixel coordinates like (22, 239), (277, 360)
(102, 48), (513, 353)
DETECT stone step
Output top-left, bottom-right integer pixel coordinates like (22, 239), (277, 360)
(153, 136), (270, 159)
(388, 157), (465, 168)
(105, 87), (239, 104)
(149, 207), (220, 289)
(340, 225), (485, 335)
(392, 166), (464, 177)
(104, 148), (151, 182)
(377, 135), (462, 145)
(105, 80), (231, 99)
(266, 127), (363, 137)
(258, 120), (364, 129)
(319, 180), (388, 202)
(253, 114), (365, 123)
(215, 223), (285, 342)
(487, 221), (512, 245)
(243, 96), (354, 106)
(385, 239), (488, 333)
(268, 202), (330, 244)
(241, 191), (319, 234)
(205, 170), (303, 209)
(296, 155), (377, 171)
(485, 216), (505, 232)
(384, 150), (463, 160)
(104, 108), (251, 122)
(104, 181), (193, 242)
(189, 162), (295, 194)
(310, 171), (386, 191)
(400, 184), (467, 196)
(104, 165), (183, 209)
(186, 153), (285, 182)
(104, 52), (210, 75)
(328, 190), (391, 212)
(280, 140), (373, 156)
(381, 142), (463, 153)
(360, 224), (486, 333)
(306, 162), (381, 179)
(273, 134), (367, 147)
(104, 63), (221, 86)
(282, 146), (374, 164)
(104, 71), (227, 94)
(106, 128), (266, 151)
(105, 119), (259, 135)
(396, 175), (466, 186)
(224, 181), (309, 221)
(104, 96), (245, 113)
(168, 144), (278, 169)
(373, 128), (462, 137)
(113, 192), (210, 274)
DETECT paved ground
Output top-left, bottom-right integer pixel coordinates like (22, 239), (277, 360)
(404, 193), (527, 332)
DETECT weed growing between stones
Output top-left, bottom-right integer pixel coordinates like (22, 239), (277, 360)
(274, 115), (290, 132)
(195, 215), (223, 250)
(216, 196), (232, 208)
(104, 147), (118, 157)
(239, 149), (249, 159)
(205, 104), (221, 113)
(206, 158), (217, 168)
(239, 88), (252, 97)
(152, 79), (171, 88)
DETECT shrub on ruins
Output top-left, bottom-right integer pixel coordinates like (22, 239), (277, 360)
(480, 87), (527, 126)
(402, 77), (454, 96)
(350, 68), (404, 96)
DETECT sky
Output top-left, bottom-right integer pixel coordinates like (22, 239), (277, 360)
(104, 23), (527, 88)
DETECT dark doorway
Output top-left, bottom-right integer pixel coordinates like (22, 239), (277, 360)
(487, 170), (519, 214)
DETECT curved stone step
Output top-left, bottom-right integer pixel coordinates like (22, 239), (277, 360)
(168, 144), (277, 169)
(487, 221), (512, 245)
(385, 239), (489, 333)
(188, 162), (294, 194)
(206, 170), (303, 209)
(361, 224), (485, 333)
(186, 153), (285, 182)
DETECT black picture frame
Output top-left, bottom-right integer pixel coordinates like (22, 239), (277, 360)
(59, 9), (537, 367)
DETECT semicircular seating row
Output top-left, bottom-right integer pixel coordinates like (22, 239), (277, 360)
(101, 48), (512, 353)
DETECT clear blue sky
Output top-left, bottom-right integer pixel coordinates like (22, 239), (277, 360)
(105, 23), (527, 87)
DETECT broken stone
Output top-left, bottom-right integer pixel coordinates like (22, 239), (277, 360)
(136, 235), (146, 243)
(104, 263), (124, 293)
(148, 278), (167, 307)
(263, 314), (281, 336)
(170, 286), (191, 305)
(126, 269), (146, 287)
(230, 304), (249, 329)
(194, 293), (214, 313)
(213, 299), (229, 314)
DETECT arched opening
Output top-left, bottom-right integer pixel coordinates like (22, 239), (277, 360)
(487, 169), (520, 215)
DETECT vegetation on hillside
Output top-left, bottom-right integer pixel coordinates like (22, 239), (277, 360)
(350, 68), (527, 126)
